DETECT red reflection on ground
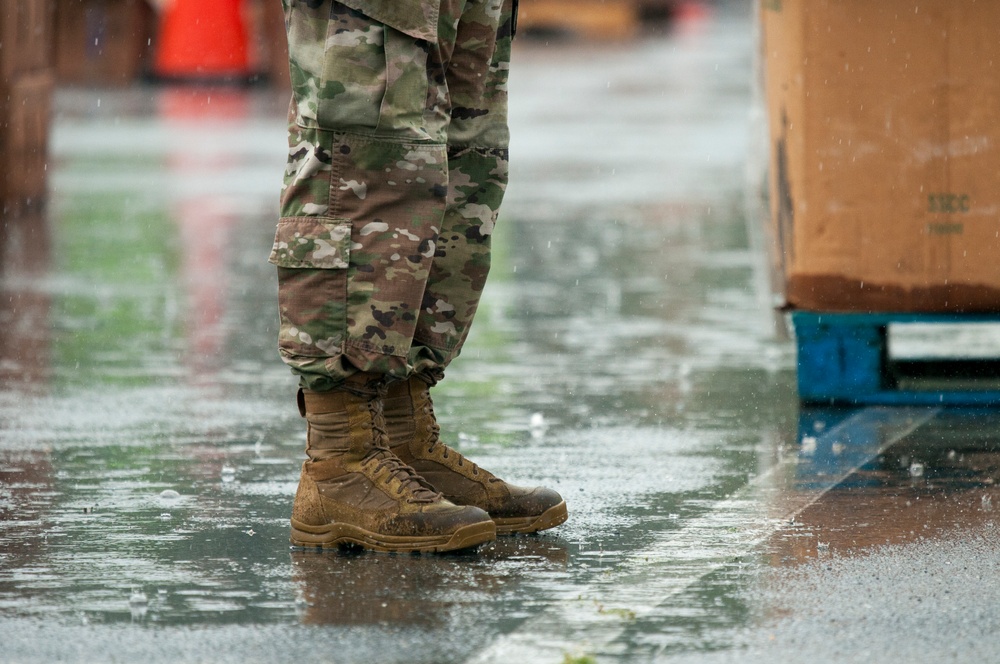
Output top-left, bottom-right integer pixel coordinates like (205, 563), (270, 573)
(157, 87), (250, 380)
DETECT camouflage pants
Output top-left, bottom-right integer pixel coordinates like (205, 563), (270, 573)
(270, 0), (514, 391)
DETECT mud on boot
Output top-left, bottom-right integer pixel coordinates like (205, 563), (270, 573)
(290, 378), (496, 553)
(384, 375), (568, 535)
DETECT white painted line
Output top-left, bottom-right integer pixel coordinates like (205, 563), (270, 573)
(468, 407), (939, 663)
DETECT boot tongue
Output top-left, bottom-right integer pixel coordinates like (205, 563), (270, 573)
(416, 387), (444, 453)
(363, 388), (442, 503)
(418, 389), (487, 477)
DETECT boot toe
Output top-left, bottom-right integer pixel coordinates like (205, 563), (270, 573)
(496, 484), (562, 517)
(490, 485), (568, 534)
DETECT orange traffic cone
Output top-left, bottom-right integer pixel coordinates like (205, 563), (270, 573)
(154, 0), (250, 81)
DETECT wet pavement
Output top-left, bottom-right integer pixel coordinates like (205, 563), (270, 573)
(4, 3), (1000, 663)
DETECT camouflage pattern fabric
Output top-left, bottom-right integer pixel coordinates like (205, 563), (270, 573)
(271, 0), (514, 391)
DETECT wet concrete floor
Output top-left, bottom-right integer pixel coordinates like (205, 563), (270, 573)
(4, 4), (1000, 663)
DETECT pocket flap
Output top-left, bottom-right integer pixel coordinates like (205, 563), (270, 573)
(269, 217), (352, 269)
(337, 0), (438, 42)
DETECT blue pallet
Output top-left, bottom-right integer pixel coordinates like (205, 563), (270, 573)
(792, 311), (1000, 405)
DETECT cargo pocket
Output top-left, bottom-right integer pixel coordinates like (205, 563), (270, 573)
(308, 3), (387, 131)
(269, 216), (352, 269)
(270, 217), (352, 361)
(305, 1), (429, 137)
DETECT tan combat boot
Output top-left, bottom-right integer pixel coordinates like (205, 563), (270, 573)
(384, 376), (568, 535)
(290, 376), (496, 553)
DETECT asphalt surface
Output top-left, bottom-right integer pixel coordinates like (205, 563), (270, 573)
(3, 3), (1000, 662)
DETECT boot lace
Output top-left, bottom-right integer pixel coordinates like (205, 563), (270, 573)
(421, 392), (498, 481)
(364, 395), (442, 503)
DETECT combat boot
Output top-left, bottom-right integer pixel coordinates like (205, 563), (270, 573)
(290, 376), (496, 553)
(384, 376), (568, 535)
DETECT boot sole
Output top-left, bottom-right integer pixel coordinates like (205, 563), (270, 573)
(493, 500), (568, 535)
(289, 519), (496, 553)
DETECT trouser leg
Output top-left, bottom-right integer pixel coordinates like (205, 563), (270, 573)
(411, 0), (514, 376)
(272, 0), (509, 390)
(273, 1), (454, 391)
(273, 126), (449, 390)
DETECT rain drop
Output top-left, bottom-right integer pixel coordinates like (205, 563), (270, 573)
(129, 588), (148, 622)
(529, 413), (547, 439)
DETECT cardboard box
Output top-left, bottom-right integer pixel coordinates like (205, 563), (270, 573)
(54, 0), (155, 85)
(762, 0), (1000, 313)
(1, 72), (55, 206)
(0, 0), (54, 79)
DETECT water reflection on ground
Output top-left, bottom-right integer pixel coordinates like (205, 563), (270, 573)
(772, 408), (1000, 564)
(3, 4), (1000, 663)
